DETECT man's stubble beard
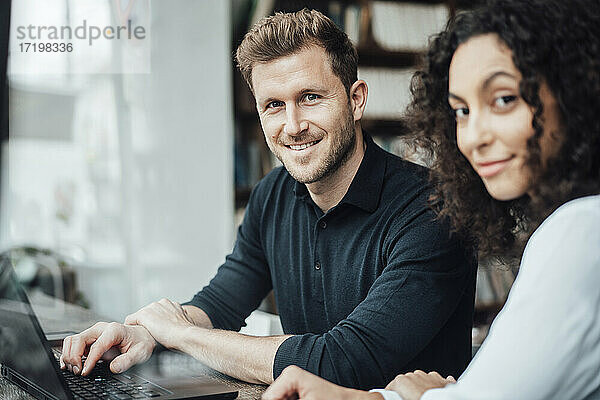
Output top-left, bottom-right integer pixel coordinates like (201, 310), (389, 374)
(273, 106), (357, 184)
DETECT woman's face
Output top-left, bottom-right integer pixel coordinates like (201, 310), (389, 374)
(448, 34), (561, 201)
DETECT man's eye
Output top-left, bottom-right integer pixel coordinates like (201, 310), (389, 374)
(267, 101), (284, 109)
(494, 95), (517, 109)
(303, 93), (319, 102)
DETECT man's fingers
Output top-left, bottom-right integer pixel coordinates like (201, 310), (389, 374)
(66, 335), (95, 372)
(81, 323), (124, 375)
(109, 352), (135, 374)
(60, 335), (71, 369)
(446, 375), (456, 383)
(61, 335), (73, 368)
(61, 323), (107, 373)
(109, 341), (152, 374)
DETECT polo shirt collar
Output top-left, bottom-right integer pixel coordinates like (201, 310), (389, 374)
(292, 132), (386, 213)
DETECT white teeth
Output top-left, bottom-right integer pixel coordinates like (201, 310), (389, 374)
(288, 140), (318, 151)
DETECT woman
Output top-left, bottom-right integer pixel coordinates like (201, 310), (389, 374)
(262, 0), (600, 399)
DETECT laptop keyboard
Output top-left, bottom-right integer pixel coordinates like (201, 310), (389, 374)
(53, 350), (169, 399)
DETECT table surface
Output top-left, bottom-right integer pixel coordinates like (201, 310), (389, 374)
(0, 290), (267, 400)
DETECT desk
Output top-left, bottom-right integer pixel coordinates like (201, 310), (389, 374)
(0, 291), (267, 400)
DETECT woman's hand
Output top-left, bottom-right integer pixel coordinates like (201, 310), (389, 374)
(262, 365), (382, 400)
(385, 370), (456, 400)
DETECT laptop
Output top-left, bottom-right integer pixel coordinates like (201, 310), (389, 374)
(0, 257), (238, 400)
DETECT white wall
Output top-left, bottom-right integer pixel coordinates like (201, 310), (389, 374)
(4, 0), (234, 321)
(124, 0), (235, 312)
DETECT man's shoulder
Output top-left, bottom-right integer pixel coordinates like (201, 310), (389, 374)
(376, 148), (431, 201)
(381, 149), (430, 183)
(368, 149), (440, 232)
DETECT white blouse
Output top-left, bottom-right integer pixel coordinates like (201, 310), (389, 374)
(374, 195), (600, 400)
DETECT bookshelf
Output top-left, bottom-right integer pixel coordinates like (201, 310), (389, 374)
(231, 0), (509, 332)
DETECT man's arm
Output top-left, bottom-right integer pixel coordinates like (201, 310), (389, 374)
(61, 300), (288, 384)
(124, 298), (291, 384)
(59, 300), (282, 382)
(182, 304), (213, 328)
(176, 326), (290, 384)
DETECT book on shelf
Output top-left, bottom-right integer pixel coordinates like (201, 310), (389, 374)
(344, 4), (362, 44)
(359, 67), (415, 120)
(235, 129), (280, 191)
(370, 1), (449, 52)
(249, 0), (276, 27)
(327, 1), (369, 46)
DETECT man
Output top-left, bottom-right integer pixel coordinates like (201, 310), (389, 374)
(61, 9), (476, 390)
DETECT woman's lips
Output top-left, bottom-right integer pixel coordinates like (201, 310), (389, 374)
(475, 157), (513, 178)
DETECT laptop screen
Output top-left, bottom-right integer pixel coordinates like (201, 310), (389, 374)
(0, 258), (71, 400)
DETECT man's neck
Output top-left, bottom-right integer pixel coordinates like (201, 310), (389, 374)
(305, 128), (366, 213)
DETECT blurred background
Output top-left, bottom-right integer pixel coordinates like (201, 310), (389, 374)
(3, 0), (507, 344)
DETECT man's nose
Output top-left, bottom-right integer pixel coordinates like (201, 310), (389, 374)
(283, 106), (308, 136)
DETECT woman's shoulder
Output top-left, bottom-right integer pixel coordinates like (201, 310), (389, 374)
(552, 194), (600, 215)
(524, 194), (600, 263)
(535, 194), (600, 235)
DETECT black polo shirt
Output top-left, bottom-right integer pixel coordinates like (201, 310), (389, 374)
(185, 134), (476, 389)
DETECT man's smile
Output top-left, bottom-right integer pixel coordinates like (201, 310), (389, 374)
(285, 139), (322, 151)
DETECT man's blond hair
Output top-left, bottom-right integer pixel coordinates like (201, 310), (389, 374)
(235, 8), (358, 93)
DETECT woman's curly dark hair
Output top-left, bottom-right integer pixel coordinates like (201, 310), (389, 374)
(406, 0), (600, 257)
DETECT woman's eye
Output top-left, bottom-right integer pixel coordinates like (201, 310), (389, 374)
(453, 107), (469, 120)
(494, 95), (517, 109)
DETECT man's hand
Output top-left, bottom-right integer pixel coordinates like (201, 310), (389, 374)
(60, 322), (156, 376)
(262, 365), (382, 400)
(124, 298), (195, 349)
(385, 370), (456, 400)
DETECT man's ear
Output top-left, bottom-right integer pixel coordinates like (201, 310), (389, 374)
(349, 80), (368, 122)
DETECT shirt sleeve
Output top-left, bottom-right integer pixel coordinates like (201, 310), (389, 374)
(273, 206), (476, 388)
(422, 197), (600, 400)
(182, 179), (273, 331)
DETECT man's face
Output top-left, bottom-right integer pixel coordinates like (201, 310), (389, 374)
(251, 45), (357, 184)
